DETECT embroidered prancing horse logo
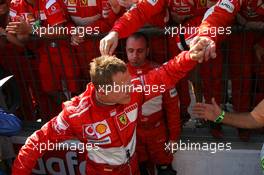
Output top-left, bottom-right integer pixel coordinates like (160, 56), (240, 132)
(119, 114), (128, 125)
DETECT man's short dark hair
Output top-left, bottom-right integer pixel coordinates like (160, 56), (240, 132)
(127, 32), (149, 47)
(90, 55), (127, 90)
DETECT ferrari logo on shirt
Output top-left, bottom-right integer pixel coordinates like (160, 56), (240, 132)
(26, 13), (35, 22)
(80, 0), (88, 6)
(200, 0), (206, 7)
(117, 113), (130, 130)
(68, 0), (76, 5)
(119, 114), (128, 125)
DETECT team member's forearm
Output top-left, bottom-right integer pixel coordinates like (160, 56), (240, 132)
(222, 112), (263, 129)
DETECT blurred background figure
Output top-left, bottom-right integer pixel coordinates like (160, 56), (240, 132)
(0, 76), (22, 175)
(126, 32), (180, 175)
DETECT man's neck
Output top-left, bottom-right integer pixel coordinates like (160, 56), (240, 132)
(95, 91), (116, 106)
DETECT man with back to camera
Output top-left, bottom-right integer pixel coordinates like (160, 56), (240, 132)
(126, 32), (180, 175)
(192, 98), (264, 174)
(12, 37), (211, 175)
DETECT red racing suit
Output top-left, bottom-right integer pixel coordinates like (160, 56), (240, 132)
(170, 15), (223, 105)
(64, 0), (119, 78)
(111, 0), (216, 38)
(9, 0), (81, 93)
(111, 0), (170, 63)
(12, 51), (196, 175)
(110, 0), (220, 117)
(167, 0), (218, 117)
(9, 0), (81, 118)
(127, 61), (181, 167)
(198, 0), (264, 111)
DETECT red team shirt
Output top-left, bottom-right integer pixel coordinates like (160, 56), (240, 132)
(9, 0), (67, 27)
(12, 51), (197, 174)
(64, 0), (118, 32)
(127, 61), (181, 141)
(111, 0), (264, 46)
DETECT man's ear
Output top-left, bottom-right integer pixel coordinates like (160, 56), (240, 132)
(146, 47), (150, 57)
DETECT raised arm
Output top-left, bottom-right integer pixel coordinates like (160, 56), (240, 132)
(99, 0), (166, 55)
(192, 98), (264, 129)
(12, 109), (74, 175)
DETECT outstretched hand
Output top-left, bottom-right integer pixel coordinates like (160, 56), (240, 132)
(6, 17), (32, 35)
(190, 36), (216, 63)
(99, 31), (119, 55)
(192, 98), (221, 122)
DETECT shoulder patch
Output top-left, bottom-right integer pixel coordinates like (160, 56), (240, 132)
(9, 9), (17, 17)
(169, 88), (178, 97)
(147, 0), (158, 6)
(218, 0), (234, 13)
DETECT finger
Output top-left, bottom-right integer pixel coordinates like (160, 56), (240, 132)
(203, 45), (211, 62)
(100, 39), (105, 55)
(192, 111), (205, 118)
(256, 54), (261, 62)
(194, 40), (204, 51)
(211, 97), (217, 106)
(190, 36), (200, 47)
(192, 105), (206, 110)
(103, 40), (111, 55)
(73, 37), (82, 43)
(6, 27), (17, 33)
(71, 40), (79, 46)
(193, 103), (204, 107)
(19, 16), (26, 22)
(209, 41), (216, 59)
(7, 22), (21, 26)
(192, 108), (205, 114)
(109, 40), (118, 55)
(6, 25), (18, 30)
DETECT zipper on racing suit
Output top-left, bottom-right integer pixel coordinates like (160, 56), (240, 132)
(126, 149), (132, 175)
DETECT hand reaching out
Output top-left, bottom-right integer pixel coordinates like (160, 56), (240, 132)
(99, 31), (119, 55)
(192, 98), (222, 122)
(6, 17), (32, 35)
(190, 36), (216, 63)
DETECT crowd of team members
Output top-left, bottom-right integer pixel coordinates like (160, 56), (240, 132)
(0, 0), (263, 174)
(0, 0), (263, 135)
(0, 0), (262, 127)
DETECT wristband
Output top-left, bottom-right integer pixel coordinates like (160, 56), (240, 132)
(31, 20), (41, 35)
(214, 110), (225, 123)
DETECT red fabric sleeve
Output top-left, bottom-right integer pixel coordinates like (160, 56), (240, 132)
(112, 0), (166, 38)
(12, 109), (74, 174)
(42, 0), (67, 27)
(9, 0), (20, 22)
(142, 51), (197, 99)
(163, 88), (181, 141)
(198, 0), (241, 42)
